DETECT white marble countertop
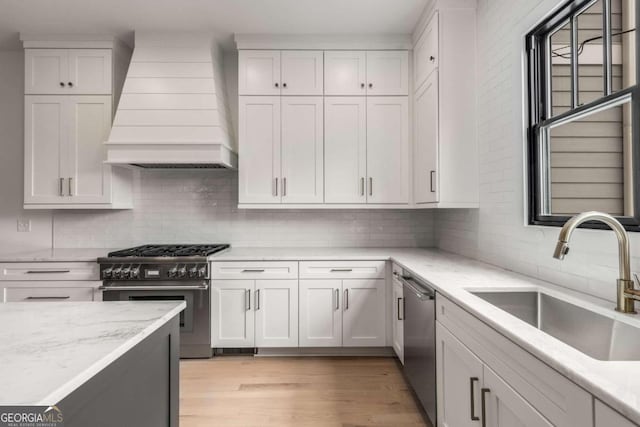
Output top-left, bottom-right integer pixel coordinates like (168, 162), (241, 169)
(211, 246), (640, 424)
(0, 301), (185, 405)
(0, 248), (115, 262)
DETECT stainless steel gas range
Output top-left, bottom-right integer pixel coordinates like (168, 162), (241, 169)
(98, 244), (230, 358)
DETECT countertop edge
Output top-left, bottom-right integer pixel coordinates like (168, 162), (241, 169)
(34, 301), (186, 406)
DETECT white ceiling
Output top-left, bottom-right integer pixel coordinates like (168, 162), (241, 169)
(0, 0), (428, 50)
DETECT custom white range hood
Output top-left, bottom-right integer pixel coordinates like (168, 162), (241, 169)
(105, 32), (237, 169)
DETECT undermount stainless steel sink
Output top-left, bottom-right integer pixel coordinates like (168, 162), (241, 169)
(470, 290), (640, 361)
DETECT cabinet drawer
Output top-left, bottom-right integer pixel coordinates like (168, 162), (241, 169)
(4, 284), (96, 302)
(211, 261), (298, 280)
(436, 295), (592, 427)
(0, 262), (99, 281)
(299, 261), (385, 279)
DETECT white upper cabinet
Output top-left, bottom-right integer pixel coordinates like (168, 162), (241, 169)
(366, 97), (410, 204)
(414, 71), (439, 204)
(281, 97), (324, 203)
(414, 12), (439, 90)
(324, 97), (367, 204)
(366, 51), (409, 96)
(324, 51), (367, 96)
(239, 50), (323, 95)
(238, 50), (281, 95)
(280, 51), (324, 95)
(238, 96), (281, 204)
(25, 49), (112, 95)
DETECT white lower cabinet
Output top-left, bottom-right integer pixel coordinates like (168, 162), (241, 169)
(255, 280), (298, 347)
(392, 274), (404, 364)
(595, 400), (638, 427)
(3, 282), (98, 302)
(299, 278), (386, 347)
(436, 295), (593, 427)
(211, 280), (255, 348)
(212, 278), (298, 348)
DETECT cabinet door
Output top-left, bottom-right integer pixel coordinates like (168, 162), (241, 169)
(414, 72), (439, 204)
(324, 51), (367, 96)
(4, 285), (96, 302)
(238, 96), (281, 204)
(595, 400), (637, 427)
(366, 97), (410, 204)
(324, 97), (367, 204)
(483, 366), (553, 427)
(436, 322), (484, 427)
(255, 280), (298, 347)
(414, 12), (439, 90)
(238, 50), (281, 95)
(211, 280), (255, 348)
(392, 280), (404, 364)
(24, 96), (68, 204)
(366, 51), (409, 96)
(342, 279), (386, 347)
(299, 280), (342, 347)
(67, 49), (112, 94)
(67, 96), (113, 204)
(280, 51), (323, 95)
(25, 49), (68, 94)
(281, 97), (324, 204)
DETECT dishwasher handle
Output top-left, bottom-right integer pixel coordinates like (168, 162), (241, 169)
(398, 275), (435, 301)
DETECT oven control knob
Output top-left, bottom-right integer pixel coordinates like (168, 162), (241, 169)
(188, 266), (198, 278)
(168, 267), (178, 278)
(130, 266), (140, 279)
(103, 267), (113, 279)
(177, 266), (187, 278)
(198, 266), (207, 278)
(122, 266), (131, 278)
(113, 266), (123, 279)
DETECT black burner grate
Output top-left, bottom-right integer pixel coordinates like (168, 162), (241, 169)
(108, 244), (230, 258)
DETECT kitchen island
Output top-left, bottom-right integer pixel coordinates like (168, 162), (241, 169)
(0, 301), (184, 427)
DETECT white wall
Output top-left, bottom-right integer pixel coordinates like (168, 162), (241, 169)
(0, 51), (52, 253)
(435, 0), (640, 304)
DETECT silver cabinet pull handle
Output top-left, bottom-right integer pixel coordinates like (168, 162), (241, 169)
(242, 269), (265, 273)
(256, 289), (260, 310)
(397, 297), (403, 320)
(360, 177), (365, 196)
(430, 170), (436, 193)
(26, 270), (71, 274)
(68, 177), (73, 196)
(335, 288), (339, 310)
(470, 377), (480, 421)
(26, 296), (70, 300)
(330, 269), (353, 272)
(59, 177), (64, 196)
(344, 288), (349, 310)
(99, 284), (208, 291)
(481, 388), (490, 427)
(246, 289), (251, 311)
(274, 177), (278, 197)
(283, 177), (287, 197)
(369, 177), (373, 196)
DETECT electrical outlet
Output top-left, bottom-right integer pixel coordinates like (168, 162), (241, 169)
(17, 219), (31, 232)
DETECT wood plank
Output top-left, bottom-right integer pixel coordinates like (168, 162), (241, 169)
(127, 62), (213, 78)
(117, 93), (219, 110)
(551, 152), (622, 167)
(551, 183), (624, 198)
(123, 77), (216, 94)
(114, 109), (222, 127)
(551, 167), (623, 183)
(179, 357), (431, 427)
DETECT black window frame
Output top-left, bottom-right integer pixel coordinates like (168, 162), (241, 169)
(527, 0), (640, 231)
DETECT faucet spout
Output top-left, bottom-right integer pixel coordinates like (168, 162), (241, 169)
(553, 211), (636, 313)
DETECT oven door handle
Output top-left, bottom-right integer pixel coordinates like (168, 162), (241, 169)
(99, 284), (209, 291)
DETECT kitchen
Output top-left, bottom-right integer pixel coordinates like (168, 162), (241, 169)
(0, 0), (639, 426)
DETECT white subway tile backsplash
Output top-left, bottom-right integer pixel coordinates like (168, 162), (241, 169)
(53, 170), (434, 249)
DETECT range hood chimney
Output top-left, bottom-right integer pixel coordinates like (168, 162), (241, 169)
(105, 32), (237, 169)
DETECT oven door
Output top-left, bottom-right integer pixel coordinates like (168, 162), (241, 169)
(101, 281), (211, 358)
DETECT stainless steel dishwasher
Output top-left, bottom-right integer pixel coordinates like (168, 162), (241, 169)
(396, 271), (437, 424)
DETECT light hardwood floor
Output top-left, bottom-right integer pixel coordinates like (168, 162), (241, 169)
(180, 356), (431, 427)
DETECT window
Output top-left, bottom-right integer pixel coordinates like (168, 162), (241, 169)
(527, 0), (639, 230)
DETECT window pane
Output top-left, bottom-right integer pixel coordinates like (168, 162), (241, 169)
(550, 21), (573, 116)
(612, 0), (636, 93)
(577, 0), (605, 106)
(547, 99), (633, 217)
